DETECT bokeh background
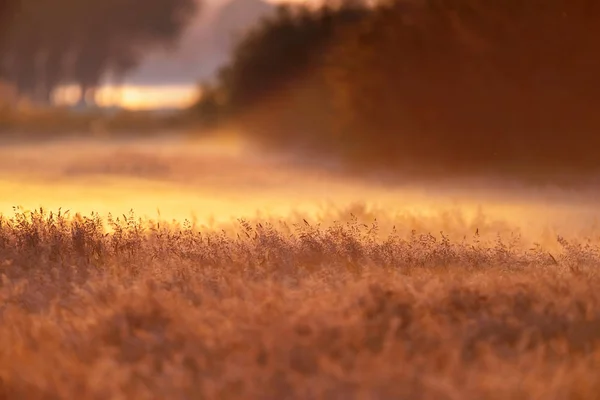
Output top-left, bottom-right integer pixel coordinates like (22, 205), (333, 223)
(1, 0), (599, 240)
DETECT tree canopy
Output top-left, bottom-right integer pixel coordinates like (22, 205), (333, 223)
(194, 0), (600, 179)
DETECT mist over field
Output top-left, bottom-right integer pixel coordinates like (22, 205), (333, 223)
(2, 132), (600, 246)
(3, 133), (600, 399)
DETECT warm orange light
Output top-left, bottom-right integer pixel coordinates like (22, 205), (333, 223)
(52, 84), (199, 110)
(96, 85), (199, 110)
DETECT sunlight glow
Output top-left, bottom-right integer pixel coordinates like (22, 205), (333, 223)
(1, 135), (599, 245)
(52, 84), (199, 110)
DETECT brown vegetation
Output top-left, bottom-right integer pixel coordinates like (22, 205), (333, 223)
(1, 207), (599, 399)
(195, 0), (600, 182)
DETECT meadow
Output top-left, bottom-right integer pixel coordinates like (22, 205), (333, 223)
(2, 2), (598, 397)
(0, 206), (599, 400)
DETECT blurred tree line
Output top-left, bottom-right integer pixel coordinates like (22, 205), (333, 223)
(0, 0), (198, 107)
(192, 0), (368, 147)
(194, 0), (600, 179)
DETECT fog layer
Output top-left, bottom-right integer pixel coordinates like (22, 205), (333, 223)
(2, 134), (600, 247)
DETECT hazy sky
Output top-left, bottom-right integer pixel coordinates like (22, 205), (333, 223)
(210, 0), (317, 4)
(261, 0), (315, 3)
(269, 0), (315, 3)
(96, 0), (320, 110)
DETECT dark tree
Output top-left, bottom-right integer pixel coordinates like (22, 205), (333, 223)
(196, 0), (600, 181)
(0, 0), (200, 105)
(216, 1), (369, 112)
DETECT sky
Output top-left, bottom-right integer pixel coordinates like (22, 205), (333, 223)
(262, 0), (317, 3)
(54, 0), (319, 110)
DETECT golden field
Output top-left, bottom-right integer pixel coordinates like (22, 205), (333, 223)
(0, 206), (599, 399)
(2, 1), (598, 397)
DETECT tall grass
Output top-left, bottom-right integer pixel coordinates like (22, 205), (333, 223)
(0, 207), (599, 399)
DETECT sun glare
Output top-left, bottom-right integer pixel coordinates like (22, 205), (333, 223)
(52, 84), (199, 110)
